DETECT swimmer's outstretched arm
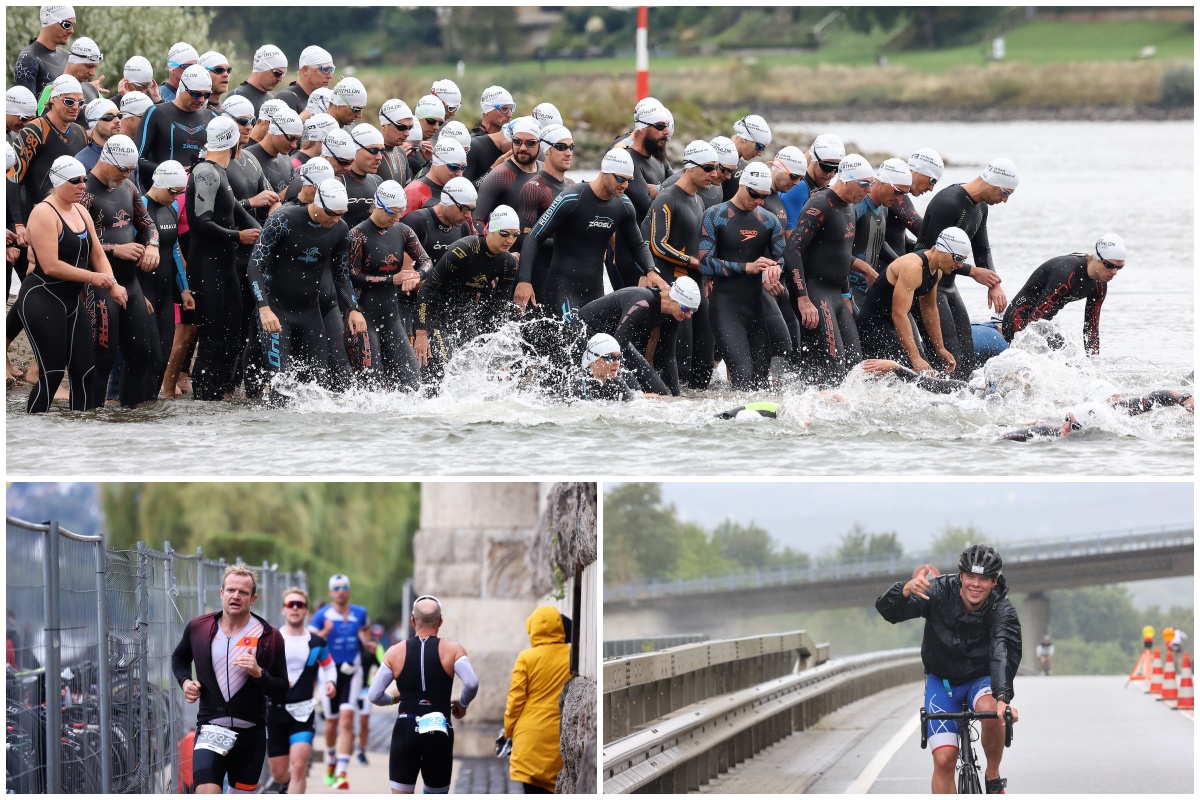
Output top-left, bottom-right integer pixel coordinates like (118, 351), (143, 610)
(861, 359), (966, 394)
(1114, 390), (1194, 416)
(998, 422), (1067, 442)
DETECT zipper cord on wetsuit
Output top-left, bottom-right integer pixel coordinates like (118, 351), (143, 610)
(418, 635), (428, 691)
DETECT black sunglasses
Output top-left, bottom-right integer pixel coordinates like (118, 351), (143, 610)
(1099, 255), (1123, 270)
(687, 162), (718, 173)
(232, 116), (255, 126)
(334, 156), (354, 166)
(321, 204), (345, 218)
(359, 146), (383, 155)
(787, 172), (802, 182)
(455, 203), (474, 214)
(112, 164), (134, 174)
(641, 120), (669, 132)
(423, 117), (443, 127)
(62, 176), (86, 185)
(59, 19), (74, 30)
(545, 141), (575, 152)
(284, 134), (301, 144)
(816, 159), (839, 173)
(598, 353), (621, 363)
(719, 165), (734, 175)
(271, 69), (286, 80)
(746, 188), (769, 200)
(95, 113), (118, 123)
(185, 90), (212, 101)
(495, 230), (519, 239)
(167, 187), (185, 196)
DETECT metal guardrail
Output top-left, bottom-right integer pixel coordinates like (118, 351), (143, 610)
(607, 525), (1194, 603)
(604, 634), (709, 659)
(602, 648), (922, 794)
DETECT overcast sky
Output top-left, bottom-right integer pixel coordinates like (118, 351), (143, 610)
(610, 482), (1193, 555)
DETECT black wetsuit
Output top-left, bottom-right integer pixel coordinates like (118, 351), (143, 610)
(700, 200), (787, 391)
(400, 206), (474, 337)
(12, 117), (88, 212)
(519, 183), (655, 317)
(348, 218), (431, 390)
(463, 134), (503, 187)
(914, 184), (995, 374)
(136, 102), (217, 191)
(14, 202), (95, 412)
(784, 187), (862, 385)
(246, 143), (295, 196)
(1001, 254), (1106, 354)
(856, 251), (940, 365)
(141, 193), (187, 391)
(723, 157), (750, 203)
(882, 194), (922, 268)
(513, 170), (572, 303)
(13, 41), (67, 97)
(378, 145), (413, 187)
(847, 195), (891, 312)
(230, 81), (275, 115)
(756, 189), (804, 365)
(642, 182), (708, 389)
(225, 149), (273, 393)
(6, 173), (27, 295)
(414, 234), (517, 384)
(186, 158), (261, 400)
(613, 146), (668, 289)
(80, 175), (161, 407)
(246, 205), (358, 385)
(662, 170), (722, 210)
(472, 160), (538, 230)
(341, 169), (382, 229)
(275, 82), (310, 115)
(579, 286), (679, 395)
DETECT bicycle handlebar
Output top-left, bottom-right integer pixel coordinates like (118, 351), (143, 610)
(920, 707), (1014, 748)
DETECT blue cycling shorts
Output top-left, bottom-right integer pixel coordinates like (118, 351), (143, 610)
(924, 673), (992, 751)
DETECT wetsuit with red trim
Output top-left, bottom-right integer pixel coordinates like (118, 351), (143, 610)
(513, 169), (572, 303)
(473, 160), (538, 231)
(1001, 254), (1106, 354)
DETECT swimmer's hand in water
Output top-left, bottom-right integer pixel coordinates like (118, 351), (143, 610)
(861, 359), (901, 376)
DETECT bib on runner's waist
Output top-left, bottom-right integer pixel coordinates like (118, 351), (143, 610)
(415, 711), (449, 735)
(285, 699), (316, 722)
(195, 724), (238, 755)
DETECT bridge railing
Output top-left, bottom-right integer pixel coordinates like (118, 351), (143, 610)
(5, 516), (306, 795)
(604, 633), (709, 659)
(606, 525), (1193, 603)
(602, 630), (828, 743)
(602, 647), (922, 793)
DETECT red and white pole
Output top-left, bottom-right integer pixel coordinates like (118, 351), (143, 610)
(636, 6), (649, 101)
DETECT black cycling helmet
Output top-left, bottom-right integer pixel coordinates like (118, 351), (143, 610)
(958, 544), (1003, 578)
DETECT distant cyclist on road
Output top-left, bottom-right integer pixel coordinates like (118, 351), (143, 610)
(876, 545), (1022, 795)
(1035, 635), (1053, 675)
(171, 564), (288, 794)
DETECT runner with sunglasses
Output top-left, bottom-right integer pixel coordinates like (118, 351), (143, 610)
(513, 125), (576, 304)
(404, 138), (467, 212)
(377, 99), (416, 186)
(231, 44), (287, 114)
(14, 5), (75, 98)
(79, 134), (161, 407)
(780, 133), (843, 230)
(724, 114), (771, 202)
(661, 135), (736, 211)
(914, 157), (1018, 375)
(784, 154), (875, 386)
(6, 87), (38, 143)
(141, 160), (191, 394)
(1001, 233), (1124, 354)
(880, 148), (943, 271)
(277, 46), (335, 115)
(35, 36), (104, 112)
(473, 116), (541, 231)
(700, 163), (786, 391)
(413, 206), (521, 386)
(847, 158), (913, 313)
(136, 64), (217, 191)
(856, 227), (967, 374)
(265, 587), (337, 795)
(515, 148), (661, 317)
(158, 42), (199, 104)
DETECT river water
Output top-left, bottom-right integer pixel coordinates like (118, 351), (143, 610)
(6, 121), (1192, 476)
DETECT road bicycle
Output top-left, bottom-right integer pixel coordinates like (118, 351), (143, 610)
(920, 704), (1013, 794)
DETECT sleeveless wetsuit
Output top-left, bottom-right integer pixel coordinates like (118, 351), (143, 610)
(856, 251), (940, 364)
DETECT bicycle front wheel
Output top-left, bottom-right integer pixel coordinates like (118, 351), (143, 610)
(958, 763), (983, 794)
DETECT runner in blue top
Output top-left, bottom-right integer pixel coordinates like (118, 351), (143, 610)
(309, 573), (370, 790)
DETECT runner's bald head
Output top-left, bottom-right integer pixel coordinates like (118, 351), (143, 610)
(413, 596), (442, 627)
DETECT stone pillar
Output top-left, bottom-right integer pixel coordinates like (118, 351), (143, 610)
(1024, 591), (1051, 642)
(413, 483), (548, 757)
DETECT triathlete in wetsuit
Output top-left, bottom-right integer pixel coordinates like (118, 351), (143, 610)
(779, 133), (843, 230)
(1000, 389), (1193, 442)
(413, 208), (520, 386)
(513, 125), (575, 304)
(700, 163), (787, 391)
(13, 8), (71, 98)
(12, 80), (88, 213)
(914, 158), (1018, 374)
(185, 117), (262, 401)
(377, 99), (416, 186)
(136, 66), (218, 190)
(400, 178), (477, 337)
(348, 180), (430, 391)
(515, 148), (660, 318)
(79, 138), (162, 407)
(140, 165), (190, 393)
(612, 102), (672, 289)
(1001, 234), (1124, 355)
(846, 159), (913, 312)
(784, 155), (873, 385)
(472, 116), (541, 229)
(722, 114), (771, 203)
(247, 180), (364, 390)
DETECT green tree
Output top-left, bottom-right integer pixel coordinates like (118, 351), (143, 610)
(7, 6), (231, 95)
(823, 523), (904, 564)
(602, 483), (684, 583)
(712, 518), (775, 570)
(673, 521), (727, 579)
(928, 524), (993, 559)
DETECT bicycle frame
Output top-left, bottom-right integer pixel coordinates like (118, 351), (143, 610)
(920, 706), (1013, 795)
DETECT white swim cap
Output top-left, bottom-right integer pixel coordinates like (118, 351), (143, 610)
(600, 148), (635, 178)
(934, 227), (973, 265)
(583, 333), (621, 368)
(48, 155), (86, 187)
(433, 139), (467, 167)
(379, 99), (413, 129)
(836, 154), (874, 184)
(635, 101), (671, 130)
(877, 157), (913, 187)
(1085, 379), (1121, 403)
(374, 180), (407, 214)
(440, 176), (477, 207)
(322, 129), (356, 161)
(316, 178), (349, 213)
(306, 87), (333, 115)
(531, 102), (562, 128)
(84, 98), (118, 130)
(300, 157), (335, 186)
(167, 42), (199, 68)
(328, 574), (350, 590)
(6, 86), (38, 118)
(40, 5), (75, 27)
(152, 160), (188, 189)
(268, 108), (302, 137)
(981, 157), (1019, 190)
(99, 134), (138, 169)
(119, 91), (153, 118)
(179, 64), (212, 93)
(330, 77), (367, 109)
(1066, 401), (1105, 431)
(1095, 233), (1126, 263)
(252, 44), (287, 74)
(739, 162), (773, 193)
(414, 94), (445, 121)
(123, 55), (154, 85)
(480, 85), (514, 114)
(302, 112), (338, 143)
(49, 74), (83, 98)
(489, 205), (520, 232)
(220, 94), (255, 121)
(669, 276), (701, 309)
(682, 140), (719, 168)
(732, 114), (772, 149)
(198, 51), (229, 72)
(772, 146), (807, 176)
(810, 133), (845, 162)
(430, 78), (462, 109)
(205, 116), (239, 152)
(299, 46), (333, 69)
(5, 142), (15, 171)
(441, 120), (472, 150)
(908, 148), (944, 181)
(67, 37), (103, 65)
(709, 136), (739, 168)
(350, 123), (385, 149)
(504, 115), (541, 142)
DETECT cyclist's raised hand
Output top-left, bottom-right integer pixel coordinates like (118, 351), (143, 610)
(903, 575), (931, 600)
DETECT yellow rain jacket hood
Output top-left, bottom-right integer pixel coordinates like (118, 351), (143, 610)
(503, 606), (572, 791)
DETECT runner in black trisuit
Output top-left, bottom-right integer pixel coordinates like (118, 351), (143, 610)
(759, 146), (810, 369)
(1001, 234), (1124, 355)
(914, 157), (1018, 374)
(12, 75), (88, 216)
(784, 154), (874, 385)
(515, 148), (664, 318)
(136, 65), (217, 191)
(247, 179), (365, 394)
(348, 180), (430, 390)
(699, 163), (787, 391)
(856, 227), (970, 374)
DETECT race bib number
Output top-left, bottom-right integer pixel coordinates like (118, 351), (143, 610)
(339, 662), (359, 676)
(195, 724), (238, 755)
(415, 712), (449, 735)
(285, 699), (316, 722)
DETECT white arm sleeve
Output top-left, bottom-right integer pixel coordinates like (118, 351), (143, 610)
(367, 664), (397, 706)
(454, 656), (479, 707)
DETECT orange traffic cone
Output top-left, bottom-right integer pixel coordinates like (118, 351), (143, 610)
(1127, 649), (1152, 685)
(1160, 651), (1178, 701)
(1149, 648), (1164, 695)
(1176, 654), (1193, 711)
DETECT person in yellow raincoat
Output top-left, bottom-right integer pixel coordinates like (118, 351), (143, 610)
(503, 606), (572, 793)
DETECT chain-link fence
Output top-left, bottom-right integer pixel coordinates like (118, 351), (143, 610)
(5, 516), (306, 794)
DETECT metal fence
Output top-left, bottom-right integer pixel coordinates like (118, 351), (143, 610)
(5, 516), (306, 794)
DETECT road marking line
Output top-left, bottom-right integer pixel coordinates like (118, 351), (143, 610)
(845, 713), (920, 793)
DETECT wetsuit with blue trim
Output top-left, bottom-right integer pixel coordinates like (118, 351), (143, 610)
(519, 182), (655, 318)
(136, 102), (216, 191)
(914, 184), (995, 374)
(1001, 254), (1106, 354)
(847, 193), (892, 313)
(141, 192), (188, 391)
(246, 205), (360, 387)
(266, 631), (336, 759)
(79, 173), (161, 406)
(578, 286), (679, 395)
(700, 199), (787, 391)
(348, 217), (430, 390)
(784, 187), (862, 385)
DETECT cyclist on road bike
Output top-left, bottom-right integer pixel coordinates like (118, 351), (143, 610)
(1035, 635), (1054, 675)
(876, 544), (1022, 795)
(171, 564), (288, 794)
